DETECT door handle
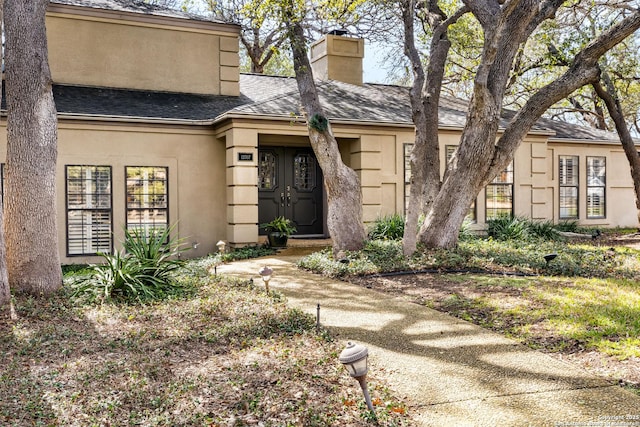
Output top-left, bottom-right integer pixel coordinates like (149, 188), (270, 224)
(286, 192), (291, 206)
(280, 192), (285, 206)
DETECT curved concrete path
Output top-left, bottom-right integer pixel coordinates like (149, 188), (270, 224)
(218, 255), (640, 426)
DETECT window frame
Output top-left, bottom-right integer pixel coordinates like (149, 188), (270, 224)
(125, 166), (169, 235)
(559, 155), (579, 220)
(65, 165), (113, 256)
(586, 156), (606, 219)
(485, 159), (514, 221)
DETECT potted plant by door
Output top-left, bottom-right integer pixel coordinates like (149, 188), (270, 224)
(260, 216), (297, 248)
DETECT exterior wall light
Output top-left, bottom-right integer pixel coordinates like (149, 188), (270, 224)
(258, 266), (273, 294)
(339, 341), (374, 412)
(216, 240), (226, 254)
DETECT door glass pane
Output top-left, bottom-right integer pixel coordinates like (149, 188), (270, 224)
(258, 151), (277, 190)
(294, 154), (315, 191)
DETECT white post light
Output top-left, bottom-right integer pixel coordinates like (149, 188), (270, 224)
(216, 240), (226, 254)
(258, 266), (273, 294)
(339, 341), (374, 412)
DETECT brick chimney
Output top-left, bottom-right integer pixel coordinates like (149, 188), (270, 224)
(310, 33), (364, 86)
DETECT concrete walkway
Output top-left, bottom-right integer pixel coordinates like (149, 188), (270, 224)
(218, 255), (640, 426)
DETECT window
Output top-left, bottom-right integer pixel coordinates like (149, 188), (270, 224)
(485, 159), (514, 220)
(126, 166), (168, 234)
(587, 156), (606, 219)
(403, 143), (412, 211)
(66, 166), (112, 255)
(445, 146), (477, 221)
(559, 155), (579, 219)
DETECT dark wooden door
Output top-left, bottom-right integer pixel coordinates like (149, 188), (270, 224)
(258, 147), (324, 236)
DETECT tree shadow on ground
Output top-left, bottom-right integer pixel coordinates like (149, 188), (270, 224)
(250, 257), (640, 425)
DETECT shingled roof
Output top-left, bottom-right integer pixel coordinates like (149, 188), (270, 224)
(231, 74), (476, 129)
(50, 0), (224, 24)
(1, 73), (623, 143)
(52, 85), (249, 121)
(229, 74), (622, 143)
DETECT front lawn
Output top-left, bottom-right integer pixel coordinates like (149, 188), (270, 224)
(1, 257), (410, 426)
(298, 235), (640, 393)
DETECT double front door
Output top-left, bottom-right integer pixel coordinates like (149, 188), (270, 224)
(258, 147), (324, 236)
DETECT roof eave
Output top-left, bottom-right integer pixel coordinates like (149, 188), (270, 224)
(56, 112), (215, 125)
(47, 2), (240, 35)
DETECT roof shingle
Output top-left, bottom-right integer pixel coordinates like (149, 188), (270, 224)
(1, 73), (624, 143)
(50, 0), (224, 24)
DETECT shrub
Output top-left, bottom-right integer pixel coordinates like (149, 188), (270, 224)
(221, 245), (276, 262)
(70, 225), (187, 303)
(555, 220), (580, 233)
(488, 216), (563, 241)
(528, 219), (559, 239)
(368, 214), (405, 240)
(487, 215), (529, 240)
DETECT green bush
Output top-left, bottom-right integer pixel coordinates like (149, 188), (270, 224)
(368, 214), (405, 240)
(220, 245), (276, 262)
(70, 225), (187, 303)
(528, 219), (559, 239)
(487, 215), (529, 240)
(555, 220), (580, 232)
(487, 216), (564, 241)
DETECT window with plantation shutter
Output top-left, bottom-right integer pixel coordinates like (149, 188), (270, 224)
(559, 156), (579, 219)
(587, 157), (606, 219)
(485, 159), (514, 220)
(66, 165), (113, 255)
(126, 166), (168, 236)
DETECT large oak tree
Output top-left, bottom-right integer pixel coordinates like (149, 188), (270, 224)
(400, 0), (640, 253)
(0, 1), (10, 309)
(4, 0), (62, 295)
(276, 0), (369, 253)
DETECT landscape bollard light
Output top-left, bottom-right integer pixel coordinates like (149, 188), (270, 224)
(216, 240), (226, 254)
(339, 341), (374, 412)
(258, 266), (273, 294)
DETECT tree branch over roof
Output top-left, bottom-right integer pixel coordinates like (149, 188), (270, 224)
(491, 9), (640, 184)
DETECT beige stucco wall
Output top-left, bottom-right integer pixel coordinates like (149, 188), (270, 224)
(1, 113), (637, 264)
(0, 120), (226, 264)
(46, 11), (240, 95)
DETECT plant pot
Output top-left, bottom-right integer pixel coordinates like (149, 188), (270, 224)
(267, 232), (289, 248)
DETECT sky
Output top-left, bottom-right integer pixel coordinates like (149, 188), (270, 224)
(362, 41), (391, 84)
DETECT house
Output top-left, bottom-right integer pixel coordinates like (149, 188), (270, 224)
(0, 0), (637, 264)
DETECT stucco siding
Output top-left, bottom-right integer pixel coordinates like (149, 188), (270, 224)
(0, 121), (225, 264)
(46, 14), (239, 95)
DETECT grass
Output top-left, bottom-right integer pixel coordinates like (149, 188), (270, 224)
(1, 256), (410, 426)
(299, 238), (640, 280)
(299, 232), (640, 391)
(439, 274), (640, 359)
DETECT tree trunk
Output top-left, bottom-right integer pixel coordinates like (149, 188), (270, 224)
(4, 0), (62, 295)
(0, 1), (10, 310)
(0, 202), (12, 309)
(593, 78), (640, 228)
(411, 3), (640, 250)
(401, 2), (468, 256)
(287, 19), (366, 254)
